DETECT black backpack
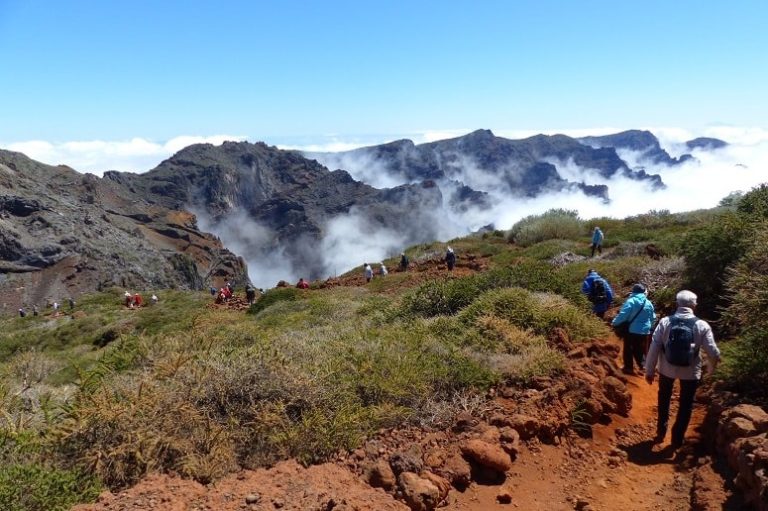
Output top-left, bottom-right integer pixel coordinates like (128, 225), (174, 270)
(589, 278), (608, 304)
(664, 316), (699, 366)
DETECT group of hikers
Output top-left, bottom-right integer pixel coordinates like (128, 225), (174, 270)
(362, 246), (457, 283)
(582, 268), (721, 449)
(123, 291), (158, 308)
(211, 282), (266, 304)
(17, 298), (75, 318)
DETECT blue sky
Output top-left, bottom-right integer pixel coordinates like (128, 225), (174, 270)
(1, 0), (766, 149)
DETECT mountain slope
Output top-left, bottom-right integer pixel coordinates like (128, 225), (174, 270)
(106, 141), (446, 281)
(0, 149), (246, 313)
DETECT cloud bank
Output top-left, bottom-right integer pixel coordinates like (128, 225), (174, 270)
(3, 126), (768, 288)
(4, 135), (245, 175)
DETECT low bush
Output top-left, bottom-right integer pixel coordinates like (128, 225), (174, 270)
(508, 209), (584, 247)
(0, 463), (100, 511)
(458, 288), (606, 342)
(401, 262), (590, 319)
(247, 287), (303, 316)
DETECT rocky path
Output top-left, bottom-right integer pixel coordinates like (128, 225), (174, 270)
(446, 364), (713, 510)
(73, 334), (740, 511)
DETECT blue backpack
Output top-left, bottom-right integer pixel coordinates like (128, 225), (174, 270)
(664, 316), (699, 366)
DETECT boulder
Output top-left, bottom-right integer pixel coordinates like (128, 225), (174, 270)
(499, 427), (521, 457)
(724, 417), (758, 442)
(602, 376), (632, 416)
(438, 453), (471, 489)
(460, 439), (513, 473)
(362, 459), (397, 491)
(389, 446), (424, 476)
(729, 404), (768, 433)
(507, 414), (540, 440)
(398, 472), (440, 511)
(419, 471), (450, 505)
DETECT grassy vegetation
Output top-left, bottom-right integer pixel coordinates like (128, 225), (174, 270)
(2, 192), (764, 507)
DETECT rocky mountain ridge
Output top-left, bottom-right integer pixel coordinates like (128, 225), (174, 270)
(307, 129), (724, 204)
(0, 129), (728, 309)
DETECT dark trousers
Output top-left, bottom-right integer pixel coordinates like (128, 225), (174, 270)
(590, 243), (602, 257)
(657, 374), (699, 445)
(623, 333), (646, 371)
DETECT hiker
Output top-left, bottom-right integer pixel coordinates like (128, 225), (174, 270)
(445, 247), (456, 271)
(209, 286), (217, 296)
(379, 263), (388, 277)
(612, 283), (656, 375)
(68, 297), (75, 310)
(591, 226), (604, 257)
(18, 308), (26, 318)
(245, 285), (257, 304)
(363, 263), (373, 283)
(296, 278), (310, 289)
(581, 269), (613, 318)
(645, 290), (721, 449)
(400, 252), (409, 271)
(226, 281), (234, 294)
(151, 294), (158, 305)
(53, 301), (60, 311)
(133, 293), (143, 307)
(124, 291), (133, 308)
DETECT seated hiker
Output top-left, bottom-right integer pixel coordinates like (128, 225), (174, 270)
(379, 263), (388, 276)
(296, 278), (310, 289)
(581, 269), (613, 318)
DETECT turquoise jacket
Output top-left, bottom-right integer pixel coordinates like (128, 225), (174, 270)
(592, 228), (604, 244)
(612, 292), (656, 334)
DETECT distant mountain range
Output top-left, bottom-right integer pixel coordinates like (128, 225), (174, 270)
(0, 129), (727, 309)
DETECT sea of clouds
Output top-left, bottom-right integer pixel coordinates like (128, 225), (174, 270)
(4, 127), (768, 287)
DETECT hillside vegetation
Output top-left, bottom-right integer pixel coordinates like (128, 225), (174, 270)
(1, 185), (767, 510)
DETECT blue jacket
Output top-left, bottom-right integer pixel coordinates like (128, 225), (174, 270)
(612, 292), (656, 334)
(581, 272), (613, 313)
(592, 228), (604, 245)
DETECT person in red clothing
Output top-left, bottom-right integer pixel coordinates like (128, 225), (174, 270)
(133, 293), (143, 307)
(296, 278), (309, 289)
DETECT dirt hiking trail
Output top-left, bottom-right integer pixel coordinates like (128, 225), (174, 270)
(447, 344), (716, 511)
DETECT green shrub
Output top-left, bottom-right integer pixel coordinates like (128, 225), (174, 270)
(247, 287), (303, 315)
(401, 262), (590, 319)
(681, 212), (751, 317)
(508, 209), (584, 247)
(458, 288), (606, 342)
(722, 226), (768, 334)
(0, 464), (100, 511)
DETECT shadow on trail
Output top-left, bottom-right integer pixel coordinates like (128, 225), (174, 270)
(621, 439), (678, 466)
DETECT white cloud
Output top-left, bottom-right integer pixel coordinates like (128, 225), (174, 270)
(4, 135), (246, 175)
(5, 126), (768, 287)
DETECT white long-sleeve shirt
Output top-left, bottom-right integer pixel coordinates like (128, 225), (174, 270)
(645, 307), (721, 380)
